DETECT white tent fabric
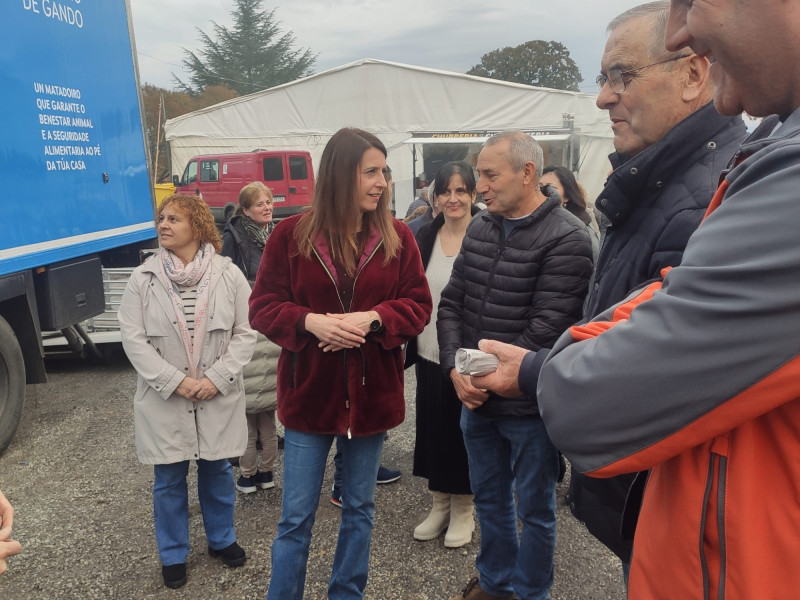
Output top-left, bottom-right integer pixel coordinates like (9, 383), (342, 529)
(164, 58), (614, 215)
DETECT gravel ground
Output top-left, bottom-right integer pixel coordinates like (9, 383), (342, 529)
(0, 348), (625, 600)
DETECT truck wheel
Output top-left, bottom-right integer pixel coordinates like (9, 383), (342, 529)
(0, 315), (25, 455)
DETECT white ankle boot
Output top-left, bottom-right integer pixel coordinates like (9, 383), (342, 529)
(444, 494), (475, 548)
(413, 491), (451, 541)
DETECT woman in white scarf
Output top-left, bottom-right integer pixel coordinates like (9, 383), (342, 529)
(119, 194), (255, 590)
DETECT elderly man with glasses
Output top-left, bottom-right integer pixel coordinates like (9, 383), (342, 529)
(565, 0), (747, 584)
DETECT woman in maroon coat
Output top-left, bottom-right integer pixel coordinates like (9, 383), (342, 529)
(250, 127), (432, 600)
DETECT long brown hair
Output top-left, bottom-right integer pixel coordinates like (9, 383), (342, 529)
(294, 128), (400, 275)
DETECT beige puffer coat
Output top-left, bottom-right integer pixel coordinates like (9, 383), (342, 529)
(243, 332), (279, 413)
(119, 252), (256, 464)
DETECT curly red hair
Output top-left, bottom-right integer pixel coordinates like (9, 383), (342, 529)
(157, 194), (222, 252)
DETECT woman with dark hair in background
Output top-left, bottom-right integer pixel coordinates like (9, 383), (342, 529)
(249, 127), (431, 600)
(119, 194), (255, 589)
(410, 161), (480, 548)
(221, 182), (280, 494)
(540, 165), (600, 258)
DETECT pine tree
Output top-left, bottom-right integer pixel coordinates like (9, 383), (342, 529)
(174, 0), (316, 96)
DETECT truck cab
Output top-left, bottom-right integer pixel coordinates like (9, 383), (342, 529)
(174, 150), (314, 222)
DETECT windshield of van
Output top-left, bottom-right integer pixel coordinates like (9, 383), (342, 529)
(182, 161), (197, 186)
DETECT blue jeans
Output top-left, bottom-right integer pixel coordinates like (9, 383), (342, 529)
(333, 434), (344, 493)
(461, 407), (558, 600)
(266, 428), (386, 600)
(153, 458), (237, 566)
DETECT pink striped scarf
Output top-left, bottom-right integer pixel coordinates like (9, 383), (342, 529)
(157, 243), (214, 378)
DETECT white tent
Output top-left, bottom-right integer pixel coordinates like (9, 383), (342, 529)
(164, 58), (614, 215)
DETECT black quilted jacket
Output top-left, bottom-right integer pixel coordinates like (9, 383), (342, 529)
(437, 191), (593, 418)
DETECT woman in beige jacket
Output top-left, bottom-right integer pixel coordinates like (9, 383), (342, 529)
(119, 194), (255, 589)
(221, 181), (280, 494)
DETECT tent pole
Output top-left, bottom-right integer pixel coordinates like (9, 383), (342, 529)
(411, 143), (417, 189)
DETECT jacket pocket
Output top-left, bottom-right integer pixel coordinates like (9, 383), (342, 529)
(142, 311), (172, 337)
(208, 284), (236, 333)
(142, 311), (172, 357)
(700, 442), (728, 600)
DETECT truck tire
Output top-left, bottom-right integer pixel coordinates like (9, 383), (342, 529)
(0, 315), (25, 455)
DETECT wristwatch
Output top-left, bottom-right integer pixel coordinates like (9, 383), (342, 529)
(369, 311), (382, 332)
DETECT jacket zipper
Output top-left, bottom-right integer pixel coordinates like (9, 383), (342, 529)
(477, 222), (507, 332)
(311, 248), (350, 435)
(311, 247), (347, 314)
(347, 241), (382, 438)
(352, 242), (382, 389)
(311, 241), (383, 438)
(717, 455), (728, 600)
(700, 451), (728, 600)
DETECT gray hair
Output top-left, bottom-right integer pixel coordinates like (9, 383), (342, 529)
(484, 131), (543, 179)
(608, 1), (685, 62)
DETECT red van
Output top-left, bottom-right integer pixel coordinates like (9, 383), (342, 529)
(173, 150), (315, 222)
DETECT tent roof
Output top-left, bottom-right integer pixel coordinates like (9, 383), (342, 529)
(164, 58), (612, 143)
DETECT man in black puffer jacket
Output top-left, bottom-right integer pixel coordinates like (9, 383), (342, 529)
(567, 1), (748, 582)
(440, 131), (592, 600)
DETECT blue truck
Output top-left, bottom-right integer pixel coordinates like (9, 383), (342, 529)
(0, 0), (157, 453)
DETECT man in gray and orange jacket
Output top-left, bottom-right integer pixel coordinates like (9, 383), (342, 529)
(472, 0), (800, 596)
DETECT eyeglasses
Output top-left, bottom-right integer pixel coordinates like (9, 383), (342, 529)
(596, 54), (691, 94)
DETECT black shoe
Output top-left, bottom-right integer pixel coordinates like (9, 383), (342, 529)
(162, 563), (187, 589)
(208, 541), (246, 567)
(277, 435), (285, 450)
(255, 470), (274, 489)
(235, 475), (257, 494)
(377, 465), (401, 484)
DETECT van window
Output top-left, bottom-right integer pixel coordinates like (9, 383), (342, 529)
(289, 156), (308, 180)
(200, 160), (220, 182)
(263, 157), (284, 181)
(182, 161), (198, 185)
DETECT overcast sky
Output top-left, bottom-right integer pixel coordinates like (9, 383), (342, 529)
(129, 0), (646, 95)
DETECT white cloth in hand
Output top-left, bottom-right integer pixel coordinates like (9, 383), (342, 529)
(455, 348), (499, 376)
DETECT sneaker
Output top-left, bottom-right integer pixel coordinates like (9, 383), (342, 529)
(376, 465), (401, 485)
(330, 483), (342, 508)
(208, 541), (246, 567)
(161, 563), (187, 589)
(255, 470), (274, 489)
(235, 475), (257, 494)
